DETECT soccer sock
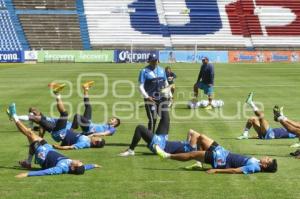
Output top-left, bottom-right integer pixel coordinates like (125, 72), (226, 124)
(18, 115), (29, 121)
(165, 153), (171, 159)
(278, 116), (287, 121)
(13, 115), (19, 122)
(250, 102), (259, 112)
(26, 154), (33, 164)
(56, 94), (61, 99)
(243, 128), (249, 136)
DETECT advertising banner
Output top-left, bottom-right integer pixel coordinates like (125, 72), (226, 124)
(24, 51), (38, 61)
(159, 51), (228, 63)
(114, 50), (159, 63)
(229, 51), (300, 63)
(38, 51), (114, 63)
(0, 51), (24, 63)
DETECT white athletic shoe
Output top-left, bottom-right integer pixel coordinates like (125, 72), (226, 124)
(237, 134), (249, 140)
(290, 142), (300, 148)
(119, 149), (135, 157)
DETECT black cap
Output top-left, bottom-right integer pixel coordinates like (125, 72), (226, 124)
(148, 54), (158, 62)
(201, 56), (209, 61)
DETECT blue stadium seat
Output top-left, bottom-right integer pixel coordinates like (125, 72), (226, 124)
(0, 10), (22, 51)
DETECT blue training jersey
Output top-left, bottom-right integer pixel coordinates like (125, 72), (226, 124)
(28, 144), (95, 176)
(212, 146), (261, 174)
(47, 117), (72, 142)
(88, 123), (116, 135)
(61, 130), (91, 149)
(139, 65), (167, 99)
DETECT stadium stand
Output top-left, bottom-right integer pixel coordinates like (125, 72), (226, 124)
(0, 1), (23, 51)
(18, 13), (83, 50)
(83, 0), (167, 49)
(1, 0), (300, 50)
(84, 0), (300, 49)
(13, 0), (76, 10)
(12, 0), (88, 50)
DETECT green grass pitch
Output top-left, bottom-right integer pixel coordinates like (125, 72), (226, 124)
(0, 62), (300, 199)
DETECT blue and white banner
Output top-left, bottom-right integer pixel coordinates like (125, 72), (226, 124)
(0, 51), (24, 63)
(114, 50), (159, 63)
(159, 51), (228, 63)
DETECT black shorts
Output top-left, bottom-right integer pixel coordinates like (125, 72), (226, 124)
(204, 141), (219, 165)
(29, 140), (47, 155)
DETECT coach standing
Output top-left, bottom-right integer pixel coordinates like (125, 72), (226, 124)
(138, 54), (170, 134)
(193, 57), (215, 110)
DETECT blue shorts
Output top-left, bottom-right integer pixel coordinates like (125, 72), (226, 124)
(35, 143), (54, 166)
(197, 82), (214, 95)
(264, 128), (296, 139)
(164, 141), (195, 154)
(212, 145), (230, 168)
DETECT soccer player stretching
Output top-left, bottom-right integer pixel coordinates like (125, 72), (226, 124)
(237, 92), (297, 140)
(71, 81), (120, 137)
(155, 130), (277, 174)
(7, 103), (100, 178)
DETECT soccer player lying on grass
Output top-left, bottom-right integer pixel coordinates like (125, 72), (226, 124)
(273, 105), (300, 148)
(155, 131), (278, 174)
(71, 81), (120, 137)
(119, 110), (200, 157)
(7, 103), (100, 178)
(27, 83), (105, 150)
(237, 92), (297, 140)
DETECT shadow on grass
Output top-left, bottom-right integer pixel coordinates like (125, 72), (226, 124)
(143, 167), (209, 172)
(244, 153), (291, 158)
(255, 143), (293, 146)
(105, 143), (147, 147)
(0, 165), (40, 171)
(136, 152), (155, 156)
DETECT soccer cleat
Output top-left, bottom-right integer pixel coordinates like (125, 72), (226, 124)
(245, 92), (254, 105)
(8, 103), (17, 118)
(49, 83), (66, 94)
(82, 81), (95, 90)
(204, 105), (213, 110)
(119, 149), (135, 157)
(273, 105), (284, 122)
(290, 142), (300, 148)
(184, 161), (203, 170)
(290, 149), (300, 156)
(18, 160), (32, 169)
(6, 109), (12, 121)
(236, 134), (249, 140)
(154, 144), (169, 159)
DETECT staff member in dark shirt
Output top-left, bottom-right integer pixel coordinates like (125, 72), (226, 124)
(165, 66), (176, 96)
(138, 54), (170, 133)
(193, 57), (215, 110)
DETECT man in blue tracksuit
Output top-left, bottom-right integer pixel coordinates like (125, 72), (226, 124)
(7, 103), (100, 178)
(193, 57), (215, 109)
(138, 54), (170, 133)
